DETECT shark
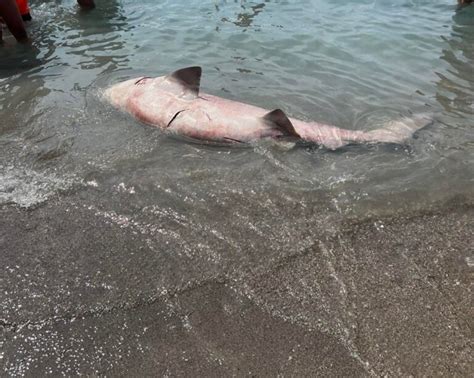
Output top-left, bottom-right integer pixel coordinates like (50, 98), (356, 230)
(104, 66), (431, 149)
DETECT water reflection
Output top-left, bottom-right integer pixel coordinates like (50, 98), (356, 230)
(234, 3), (265, 28)
(0, 0), (130, 163)
(0, 43), (43, 75)
(51, 0), (129, 72)
(0, 73), (50, 133)
(435, 5), (474, 116)
(219, 2), (266, 29)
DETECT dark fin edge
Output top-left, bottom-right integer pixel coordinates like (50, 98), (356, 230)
(263, 109), (300, 137)
(169, 66), (202, 97)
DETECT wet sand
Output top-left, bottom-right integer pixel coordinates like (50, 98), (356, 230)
(1, 195), (473, 376)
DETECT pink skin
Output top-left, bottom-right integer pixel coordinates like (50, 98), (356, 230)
(105, 74), (431, 149)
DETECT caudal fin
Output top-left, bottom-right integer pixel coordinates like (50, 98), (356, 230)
(367, 113), (433, 145)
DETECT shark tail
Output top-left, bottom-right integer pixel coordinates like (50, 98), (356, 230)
(366, 113), (433, 145)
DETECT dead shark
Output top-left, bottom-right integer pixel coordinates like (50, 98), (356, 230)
(104, 66), (431, 149)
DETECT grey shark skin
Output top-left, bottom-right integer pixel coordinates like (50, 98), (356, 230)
(104, 66), (431, 149)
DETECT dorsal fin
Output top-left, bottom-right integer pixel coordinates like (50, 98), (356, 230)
(263, 109), (300, 137)
(169, 66), (202, 97)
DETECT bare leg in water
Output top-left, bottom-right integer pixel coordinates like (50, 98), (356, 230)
(0, 0), (96, 44)
(0, 0), (28, 43)
(77, 0), (96, 9)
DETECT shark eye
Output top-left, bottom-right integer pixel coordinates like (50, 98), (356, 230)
(134, 77), (150, 85)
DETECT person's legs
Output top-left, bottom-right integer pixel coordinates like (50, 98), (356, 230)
(77, 0), (95, 9)
(16, 0), (32, 21)
(0, 0), (28, 43)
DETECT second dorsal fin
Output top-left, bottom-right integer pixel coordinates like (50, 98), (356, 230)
(263, 109), (300, 137)
(169, 66), (202, 97)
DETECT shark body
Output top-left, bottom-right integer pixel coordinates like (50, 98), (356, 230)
(105, 66), (431, 149)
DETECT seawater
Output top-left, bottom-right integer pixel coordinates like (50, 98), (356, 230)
(0, 0), (473, 217)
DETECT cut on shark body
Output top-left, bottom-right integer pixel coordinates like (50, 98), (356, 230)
(104, 66), (432, 149)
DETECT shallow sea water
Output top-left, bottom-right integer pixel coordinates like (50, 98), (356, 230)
(0, 0), (473, 217)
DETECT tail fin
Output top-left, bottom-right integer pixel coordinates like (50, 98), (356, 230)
(367, 113), (433, 145)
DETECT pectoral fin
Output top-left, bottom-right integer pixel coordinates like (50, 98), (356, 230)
(263, 109), (300, 137)
(169, 66), (202, 97)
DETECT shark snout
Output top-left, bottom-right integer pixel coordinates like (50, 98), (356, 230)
(103, 78), (139, 108)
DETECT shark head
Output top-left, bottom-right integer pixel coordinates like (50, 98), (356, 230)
(104, 67), (202, 110)
(103, 77), (141, 108)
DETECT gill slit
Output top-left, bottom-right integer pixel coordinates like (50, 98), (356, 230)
(166, 109), (186, 128)
(134, 77), (151, 85)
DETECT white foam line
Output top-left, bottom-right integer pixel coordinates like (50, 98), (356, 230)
(0, 165), (76, 208)
(76, 203), (225, 262)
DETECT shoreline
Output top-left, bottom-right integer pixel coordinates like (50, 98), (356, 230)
(1, 195), (473, 375)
